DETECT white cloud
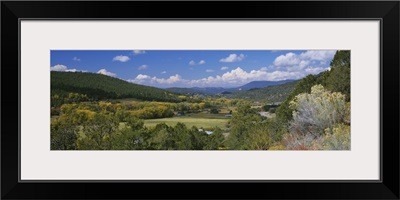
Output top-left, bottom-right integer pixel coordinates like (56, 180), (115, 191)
(219, 54), (245, 62)
(158, 74), (181, 84)
(219, 67), (268, 83)
(127, 67), (302, 87)
(128, 50), (334, 88)
(65, 69), (87, 72)
(189, 59), (206, 65)
(50, 64), (84, 72)
(189, 60), (196, 65)
(161, 71), (167, 74)
(213, 67), (309, 84)
(129, 67), (320, 88)
(135, 74), (151, 80)
(138, 65), (148, 70)
(129, 74), (182, 85)
(300, 50), (336, 61)
(113, 55), (130, 62)
(187, 66), (329, 87)
(73, 57), (81, 61)
(133, 50), (146, 55)
(273, 50), (335, 68)
(97, 69), (117, 77)
(270, 50), (336, 75)
(273, 52), (300, 66)
(50, 64), (68, 71)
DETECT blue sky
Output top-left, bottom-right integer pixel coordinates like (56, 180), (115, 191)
(51, 50), (336, 88)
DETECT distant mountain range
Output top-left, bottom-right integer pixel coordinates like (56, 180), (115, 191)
(166, 87), (227, 95)
(227, 80), (300, 103)
(51, 71), (299, 104)
(235, 80), (295, 91)
(166, 80), (296, 95)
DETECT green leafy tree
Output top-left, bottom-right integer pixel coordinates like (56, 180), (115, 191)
(112, 116), (149, 150)
(203, 127), (225, 150)
(126, 115), (144, 131)
(79, 113), (119, 150)
(172, 123), (195, 150)
(112, 128), (151, 150)
(51, 116), (78, 150)
(203, 101), (212, 108)
(330, 50), (350, 68)
(190, 127), (209, 150)
(226, 103), (263, 149)
(325, 50), (351, 101)
(210, 107), (219, 114)
(148, 123), (176, 150)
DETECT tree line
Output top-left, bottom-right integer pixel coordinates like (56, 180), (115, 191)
(51, 110), (226, 150)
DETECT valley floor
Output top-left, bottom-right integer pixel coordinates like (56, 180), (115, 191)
(144, 114), (230, 130)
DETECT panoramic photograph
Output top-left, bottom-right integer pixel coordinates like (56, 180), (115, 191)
(50, 50), (350, 150)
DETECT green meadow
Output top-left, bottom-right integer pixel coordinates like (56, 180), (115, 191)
(144, 113), (230, 129)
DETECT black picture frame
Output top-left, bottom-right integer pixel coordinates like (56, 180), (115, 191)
(2, 1), (399, 199)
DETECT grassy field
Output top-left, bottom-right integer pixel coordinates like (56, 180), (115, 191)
(182, 113), (229, 119)
(144, 113), (230, 129)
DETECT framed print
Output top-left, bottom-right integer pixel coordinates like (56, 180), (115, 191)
(2, 1), (399, 200)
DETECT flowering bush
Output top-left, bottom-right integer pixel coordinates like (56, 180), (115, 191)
(289, 84), (347, 136)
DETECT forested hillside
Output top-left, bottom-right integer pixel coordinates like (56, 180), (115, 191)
(228, 80), (299, 102)
(51, 71), (181, 106)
